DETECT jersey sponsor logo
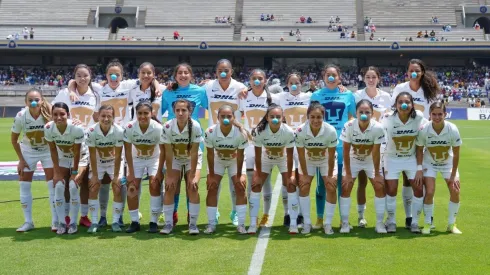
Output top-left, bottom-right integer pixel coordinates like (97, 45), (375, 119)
(322, 97), (341, 100)
(176, 95), (192, 99)
(354, 139), (371, 143)
(135, 139), (152, 143)
(55, 140), (73, 145)
(395, 130), (416, 135)
(265, 143), (283, 146)
(307, 143), (324, 146)
(27, 125), (44, 130)
(286, 102), (307, 106)
(98, 142), (115, 146)
(248, 104), (266, 108)
(73, 101), (92, 106)
(174, 138), (189, 143)
(218, 144), (235, 149)
(212, 95), (236, 100)
(430, 141), (448, 145)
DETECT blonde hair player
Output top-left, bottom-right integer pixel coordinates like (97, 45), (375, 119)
(248, 104), (295, 234)
(415, 102), (462, 234)
(204, 105), (249, 234)
(44, 102), (85, 235)
(11, 88), (54, 232)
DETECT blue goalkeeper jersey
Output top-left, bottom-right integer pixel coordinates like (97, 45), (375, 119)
(161, 84), (208, 121)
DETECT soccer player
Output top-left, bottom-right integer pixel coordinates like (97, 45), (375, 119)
(128, 62), (164, 122)
(53, 64), (98, 228)
(310, 65), (356, 229)
(161, 99), (203, 235)
(416, 102), (462, 234)
(11, 89), (54, 232)
(339, 99), (386, 234)
(123, 102), (165, 233)
(392, 59), (439, 229)
(85, 105), (124, 233)
(382, 92), (427, 233)
(239, 69), (279, 228)
(44, 102), (85, 234)
(248, 104), (295, 234)
(295, 101), (338, 234)
(204, 105), (249, 234)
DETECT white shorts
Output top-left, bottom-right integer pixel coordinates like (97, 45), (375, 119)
(89, 161), (125, 180)
(170, 152), (203, 173)
(22, 151), (53, 172)
(298, 158), (338, 177)
(213, 159), (241, 177)
(261, 159), (288, 174)
(293, 147), (299, 170)
(343, 158), (375, 179)
(133, 158), (159, 179)
(79, 151), (89, 167)
(245, 144), (255, 170)
(423, 164), (460, 180)
(384, 156), (417, 180)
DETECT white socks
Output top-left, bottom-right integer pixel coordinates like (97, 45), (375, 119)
(402, 186), (413, 218)
(263, 175), (272, 215)
(69, 180), (80, 225)
(374, 196), (386, 223)
(448, 201), (460, 225)
(19, 181), (33, 223)
(229, 174), (236, 212)
(207, 206), (217, 226)
(99, 184), (110, 218)
(249, 191), (261, 226)
(163, 204), (174, 226)
(287, 193), (299, 226)
(150, 196), (162, 223)
(411, 196), (423, 226)
(54, 181), (66, 224)
(423, 203), (433, 224)
(325, 202), (336, 225)
(189, 202), (200, 226)
(112, 202), (123, 224)
(88, 199), (99, 225)
(281, 185), (288, 215)
(236, 204), (247, 226)
(246, 171), (254, 199)
(81, 204), (89, 217)
(129, 209), (139, 222)
(339, 197), (351, 223)
(299, 196), (311, 225)
(357, 204), (366, 219)
(386, 195), (397, 224)
(47, 180), (57, 224)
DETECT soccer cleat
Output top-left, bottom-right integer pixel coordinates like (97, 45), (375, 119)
(16, 222), (34, 232)
(259, 214), (269, 227)
(422, 223), (431, 235)
(189, 224), (200, 235)
(283, 214), (291, 227)
(87, 224), (98, 234)
(447, 224), (462, 234)
(230, 211), (238, 226)
(138, 211), (143, 221)
(405, 217), (412, 229)
(65, 216), (71, 226)
(204, 224), (216, 234)
(340, 222), (351, 233)
(56, 223), (67, 235)
(289, 225), (299, 234)
(323, 224), (334, 235)
(247, 225), (257, 234)
(237, 225), (247, 234)
(79, 216), (91, 227)
(98, 216), (108, 227)
(111, 223), (122, 232)
(51, 222), (59, 232)
(297, 215), (304, 227)
(375, 222), (387, 234)
(173, 211), (178, 226)
(157, 214), (165, 226)
(410, 223), (421, 234)
(301, 224), (312, 234)
(148, 222), (159, 233)
(68, 223), (78, 234)
(160, 224), (173, 235)
(125, 222), (141, 233)
(358, 218), (368, 228)
(386, 223), (397, 233)
(312, 218), (324, 230)
(118, 216), (125, 227)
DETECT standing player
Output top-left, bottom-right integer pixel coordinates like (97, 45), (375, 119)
(123, 102), (165, 233)
(339, 100), (386, 234)
(161, 99), (203, 235)
(248, 104), (295, 234)
(129, 62), (164, 122)
(44, 103), (85, 234)
(85, 105), (124, 233)
(383, 92), (427, 233)
(353, 66), (392, 228)
(392, 59), (439, 228)
(204, 105), (249, 234)
(310, 65), (356, 229)
(11, 89), (54, 232)
(295, 102), (338, 234)
(416, 102), (462, 234)
(239, 69), (279, 228)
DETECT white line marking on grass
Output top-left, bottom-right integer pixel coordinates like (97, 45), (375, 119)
(248, 174), (283, 275)
(464, 137), (490, 140)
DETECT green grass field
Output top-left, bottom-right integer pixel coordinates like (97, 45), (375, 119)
(1, 118), (490, 274)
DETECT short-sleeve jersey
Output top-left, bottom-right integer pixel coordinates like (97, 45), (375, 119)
(128, 84), (165, 122)
(417, 121), (462, 169)
(382, 110), (427, 159)
(392, 82), (432, 119)
(354, 88), (392, 121)
(52, 87), (98, 128)
(204, 124), (248, 161)
(123, 119), (163, 160)
(85, 123), (124, 165)
(95, 80), (137, 126)
(239, 91), (280, 132)
(205, 79), (246, 126)
(253, 123), (295, 162)
(11, 108), (49, 155)
(340, 119), (385, 161)
(161, 84), (208, 121)
(44, 120), (85, 159)
(278, 92), (311, 130)
(295, 121), (338, 163)
(161, 118), (203, 160)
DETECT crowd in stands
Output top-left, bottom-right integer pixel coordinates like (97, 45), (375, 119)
(260, 13), (275, 21)
(215, 16), (232, 23)
(5, 27), (34, 40)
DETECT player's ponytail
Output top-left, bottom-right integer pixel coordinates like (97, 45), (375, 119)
(408, 59), (439, 103)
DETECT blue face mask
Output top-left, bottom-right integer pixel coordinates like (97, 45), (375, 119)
(220, 72), (227, 78)
(291, 84), (297, 91)
(254, 79), (260, 86)
(272, 118), (279, 125)
(223, 118), (230, 125)
(360, 114), (368, 121)
(30, 101), (38, 108)
(111, 74), (117, 81)
(328, 76), (335, 82)
(411, 72), (418, 79)
(401, 103), (408, 110)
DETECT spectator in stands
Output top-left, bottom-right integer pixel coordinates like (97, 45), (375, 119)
(6, 34), (13, 40)
(228, 16), (233, 23)
(424, 30), (429, 38)
(296, 29), (301, 35)
(270, 14), (275, 21)
(417, 31), (423, 38)
(300, 15), (305, 23)
(266, 14), (271, 21)
(350, 31), (356, 39)
(280, 36), (284, 41)
(305, 80), (316, 93)
(161, 36), (165, 41)
(215, 16), (219, 23)
(430, 30), (436, 37)
(474, 22), (481, 30)
(307, 37), (312, 42)
(173, 31), (180, 40)
(365, 25), (370, 33)
(409, 37), (413, 41)
(364, 16), (370, 26)
(252, 37), (257, 41)
(336, 16), (340, 23)
(245, 37), (249, 41)
(475, 98), (482, 107)
(82, 36), (85, 40)
(121, 36), (126, 40)
(370, 24), (376, 32)
(23, 27), (29, 40)
(289, 30), (294, 36)
(461, 37), (465, 41)
(307, 16), (313, 23)
(261, 13), (265, 21)
(443, 24), (451, 32)
(29, 28), (34, 39)
(330, 16), (335, 24)
(90, 36), (93, 40)
(432, 16), (438, 23)
(471, 37), (475, 41)
(337, 25), (343, 32)
(296, 33), (301, 41)
(340, 31), (346, 39)
(259, 37), (264, 41)
(268, 78), (283, 94)
(369, 33), (374, 40)
(180, 36), (184, 41)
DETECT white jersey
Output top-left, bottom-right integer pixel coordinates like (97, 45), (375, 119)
(128, 84), (165, 122)
(161, 118), (203, 160)
(94, 80), (137, 126)
(52, 88), (98, 128)
(123, 119), (163, 160)
(253, 123), (295, 162)
(11, 108), (49, 155)
(355, 88), (392, 121)
(417, 121), (462, 169)
(85, 123), (124, 166)
(205, 79), (246, 126)
(239, 91), (279, 132)
(340, 119), (385, 161)
(278, 92), (311, 130)
(392, 82), (432, 118)
(382, 110), (427, 159)
(44, 120), (85, 159)
(295, 121), (338, 163)
(204, 124), (248, 161)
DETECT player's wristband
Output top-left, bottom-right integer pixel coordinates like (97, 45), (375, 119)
(417, 165), (423, 171)
(71, 170), (79, 175)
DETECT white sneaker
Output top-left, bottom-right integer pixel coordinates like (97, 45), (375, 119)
(386, 223), (397, 233)
(358, 218), (367, 228)
(56, 223), (67, 235)
(323, 224), (334, 235)
(157, 214), (165, 226)
(203, 224), (216, 234)
(189, 224), (200, 235)
(340, 222), (351, 233)
(51, 222), (58, 232)
(68, 223), (78, 234)
(16, 222), (34, 232)
(375, 222), (387, 234)
(447, 224), (462, 234)
(247, 225), (257, 234)
(410, 223), (421, 234)
(422, 223), (431, 235)
(301, 224), (312, 234)
(160, 224), (173, 235)
(289, 225), (299, 234)
(237, 225), (247, 234)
